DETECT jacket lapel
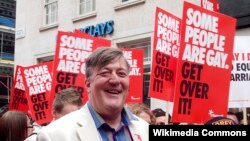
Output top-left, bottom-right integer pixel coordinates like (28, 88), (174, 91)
(76, 105), (101, 141)
(129, 122), (143, 141)
(76, 125), (100, 141)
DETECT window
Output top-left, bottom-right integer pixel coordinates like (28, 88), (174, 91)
(79, 0), (95, 15)
(44, 0), (58, 25)
(37, 55), (54, 64)
(114, 0), (145, 11)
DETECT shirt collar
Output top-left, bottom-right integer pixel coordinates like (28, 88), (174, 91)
(87, 102), (138, 129)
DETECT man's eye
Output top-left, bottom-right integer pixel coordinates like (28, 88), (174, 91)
(98, 72), (110, 77)
(118, 72), (128, 77)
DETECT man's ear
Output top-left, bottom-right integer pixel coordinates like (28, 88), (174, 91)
(52, 109), (56, 118)
(85, 79), (91, 94)
(85, 79), (90, 88)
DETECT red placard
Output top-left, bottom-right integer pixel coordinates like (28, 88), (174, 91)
(201, 0), (219, 12)
(122, 48), (144, 103)
(149, 7), (181, 102)
(22, 62), (53, 124)
(172, 2), (236, 124)
(9, 65), (29, 112)
(50, 31), (111, 105)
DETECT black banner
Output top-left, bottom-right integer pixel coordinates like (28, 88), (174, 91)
(149, 125), (250, 139)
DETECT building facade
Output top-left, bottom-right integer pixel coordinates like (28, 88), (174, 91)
(14, 0), (200, 106)
(14, 0), (250, 110)
(0, 0), (15, 107)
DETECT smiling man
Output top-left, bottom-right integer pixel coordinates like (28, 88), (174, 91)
(37, 47), (149, 141)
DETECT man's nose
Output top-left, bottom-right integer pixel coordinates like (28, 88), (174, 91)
(108, 73), (120, 84)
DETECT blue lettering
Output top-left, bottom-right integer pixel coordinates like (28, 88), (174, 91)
(93, 24), (101, 36)
(105, 20), (114, 34)
(98, 23), (105, 35)
(78, 20), (114, 37)
(89, 25), (95, 36)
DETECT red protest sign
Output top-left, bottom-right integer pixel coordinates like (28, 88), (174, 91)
(149, 7), (181, 102)
(74, 30), (111, 47)
(122, 48), (144, 103)
(9, 65), (29, 112)
(172, 2), (236, 124)
(22, 62), (53, 124)
(201, 0), (219, 12)
(50, 31), (111, 104)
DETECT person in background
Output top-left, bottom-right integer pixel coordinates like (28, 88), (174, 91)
(152, 108), (171, 125)
(25, 87), (83, 141)
(0, 110), (33, 141)
(236, 112), (243, 124)
(52, 87), (83, 120)
(127, 103), (156, 124)
(37, 47), (149, 141)
(205, 116), (236, 125)
(24, 111), (41, 141)
(227, 112), (239, 125)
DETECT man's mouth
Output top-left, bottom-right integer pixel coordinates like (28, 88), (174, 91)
(105, 89), (121, 94)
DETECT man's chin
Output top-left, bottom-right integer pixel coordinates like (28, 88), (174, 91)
(106, 103), (123, 111)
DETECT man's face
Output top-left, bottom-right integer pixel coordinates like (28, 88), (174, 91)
(138, 111), (151, 124)
(86, 58), (130, 115)
(156, 116), (167, 125)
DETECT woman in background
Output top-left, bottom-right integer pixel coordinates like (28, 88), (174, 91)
(127, 103), (156, 124)
(0, 110), (33, 141)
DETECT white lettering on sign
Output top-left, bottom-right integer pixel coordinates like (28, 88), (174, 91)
(24, 65), (52, 95)
(202, 0), (214, 11)
(186, 8), (218, 33)
(15, 68), (25, 90)
(123, 51), (141, 76)
(182, 8), (229, 69)
(156, 11), (180, 58)
(60, 35), (93, 50)
(57, 60), (86, 74)
(57, 35), (94, 74)
(123, 51), (132, 60)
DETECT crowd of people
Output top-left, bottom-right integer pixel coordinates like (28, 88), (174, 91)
(0, 47), (247, 141)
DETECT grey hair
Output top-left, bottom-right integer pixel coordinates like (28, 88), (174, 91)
(85, 47), (130, 79)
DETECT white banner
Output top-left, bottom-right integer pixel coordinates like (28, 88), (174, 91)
(229, 36), (250, 108)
